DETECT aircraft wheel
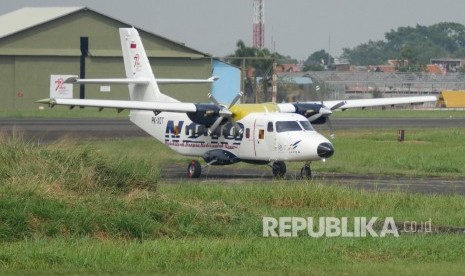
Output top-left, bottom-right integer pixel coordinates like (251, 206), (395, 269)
(187, 160), (201, 178)
(272, 161), (286, 178)
(300, 165), (312, 180)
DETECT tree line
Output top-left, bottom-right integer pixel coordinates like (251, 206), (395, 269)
(228, 22), (465, 73)
(342, 22), (465, 68)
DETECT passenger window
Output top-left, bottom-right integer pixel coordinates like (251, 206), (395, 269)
(267, 122), (274, 132)
(245, 128), (250, 139)
(259, 129), (265, 139)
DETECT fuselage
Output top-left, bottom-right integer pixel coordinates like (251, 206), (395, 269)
(129, 110), (334, 164)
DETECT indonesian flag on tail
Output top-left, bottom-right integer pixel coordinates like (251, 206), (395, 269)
(130, 42), (136, 49)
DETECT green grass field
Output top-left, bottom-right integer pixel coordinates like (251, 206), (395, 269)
(0, 128), (465, 274)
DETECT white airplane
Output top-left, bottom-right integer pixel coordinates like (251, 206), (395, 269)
(37, 28), (436, 179)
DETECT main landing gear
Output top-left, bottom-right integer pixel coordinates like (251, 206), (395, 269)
(271, 161), (286, 178)
(187, 160), (202, 178)
(188, 159), (312, 180)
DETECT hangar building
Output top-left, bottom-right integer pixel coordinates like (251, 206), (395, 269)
(0, 7), (214, 110)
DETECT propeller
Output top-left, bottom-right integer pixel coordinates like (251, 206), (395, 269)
(207, 91), (244, 135)
(307, 106), (332, 122)
(303, 100), (345, 139)
(326, 116), (335, 139)
(311, 85), (346, 138)
(321, 101), (345, 139)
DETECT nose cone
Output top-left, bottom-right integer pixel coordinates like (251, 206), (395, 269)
(317, 142), (334, 158)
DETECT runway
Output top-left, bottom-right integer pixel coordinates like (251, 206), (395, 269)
(161, 165), (465, 195)
(0, 118), (147, 141)
(1, 117), (464, 195)
(1, 117), (464, 141)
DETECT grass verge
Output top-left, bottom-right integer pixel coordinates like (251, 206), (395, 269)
(0, 133), (464, 273)
(0, 181), (464, 274)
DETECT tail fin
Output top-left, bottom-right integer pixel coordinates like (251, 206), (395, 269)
(119, 28), (177, 103)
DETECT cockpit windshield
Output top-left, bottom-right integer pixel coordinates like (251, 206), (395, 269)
(276, 121), (303, 133)
(299, 120), (314, 131)
(275, 120), (315, 133)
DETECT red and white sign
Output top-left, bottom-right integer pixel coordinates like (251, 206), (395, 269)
(50, 75), (73, 99)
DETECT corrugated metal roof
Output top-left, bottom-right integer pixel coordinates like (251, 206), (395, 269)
(0, 48), (81, 56)
(278, 73), (313, 85)
(0, 7), (84, 39)
(0, 6), (210, 58)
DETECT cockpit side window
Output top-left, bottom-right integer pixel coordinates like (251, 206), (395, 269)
(299, 120), (314, 131)
(267, 122), (274, 132)
(276, 121), (302, 133)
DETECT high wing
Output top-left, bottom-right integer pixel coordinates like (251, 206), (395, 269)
(36, 98), (197, 113)
(276, 95), (437, 138)
(320, 96), (437, 110)
(277, 96), (436, 112)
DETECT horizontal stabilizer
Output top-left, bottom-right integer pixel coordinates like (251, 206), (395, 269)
(64, 76), (150, 85)
(64, 75), (219, 85)
(158, 76), (219, 84)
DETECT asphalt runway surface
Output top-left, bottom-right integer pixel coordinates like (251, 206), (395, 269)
(1, 117), (464, 194)
(161, 165), (465, 195)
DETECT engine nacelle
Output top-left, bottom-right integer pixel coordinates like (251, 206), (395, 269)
(187, 103), (222, 127)
(202, 149), (240, 165)
(292, 103), (327, 124)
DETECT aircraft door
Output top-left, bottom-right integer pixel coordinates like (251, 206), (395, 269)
(253, 120), (276, 157)
(266, 121), (277, 153)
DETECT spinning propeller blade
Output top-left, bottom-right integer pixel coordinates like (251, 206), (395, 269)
(207, 91), (243, 135)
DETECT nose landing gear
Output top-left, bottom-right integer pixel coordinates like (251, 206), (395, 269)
(300, 162), (312, 179)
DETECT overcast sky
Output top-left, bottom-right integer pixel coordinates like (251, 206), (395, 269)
(2, 0), (465, 60)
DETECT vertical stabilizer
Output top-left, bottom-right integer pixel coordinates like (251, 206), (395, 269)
(119, 28), (177, 103)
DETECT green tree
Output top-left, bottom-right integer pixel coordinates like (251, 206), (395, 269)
(227, 41), (297, 103)
(395, 45), (427, 72)
(341, 40), (392, 65)
(342, 22), (465, 66)
(302, 50), (332, 71)
(227, 41), (296, 76)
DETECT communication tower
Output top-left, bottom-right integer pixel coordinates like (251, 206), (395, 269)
(253, 0), (265, 49)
